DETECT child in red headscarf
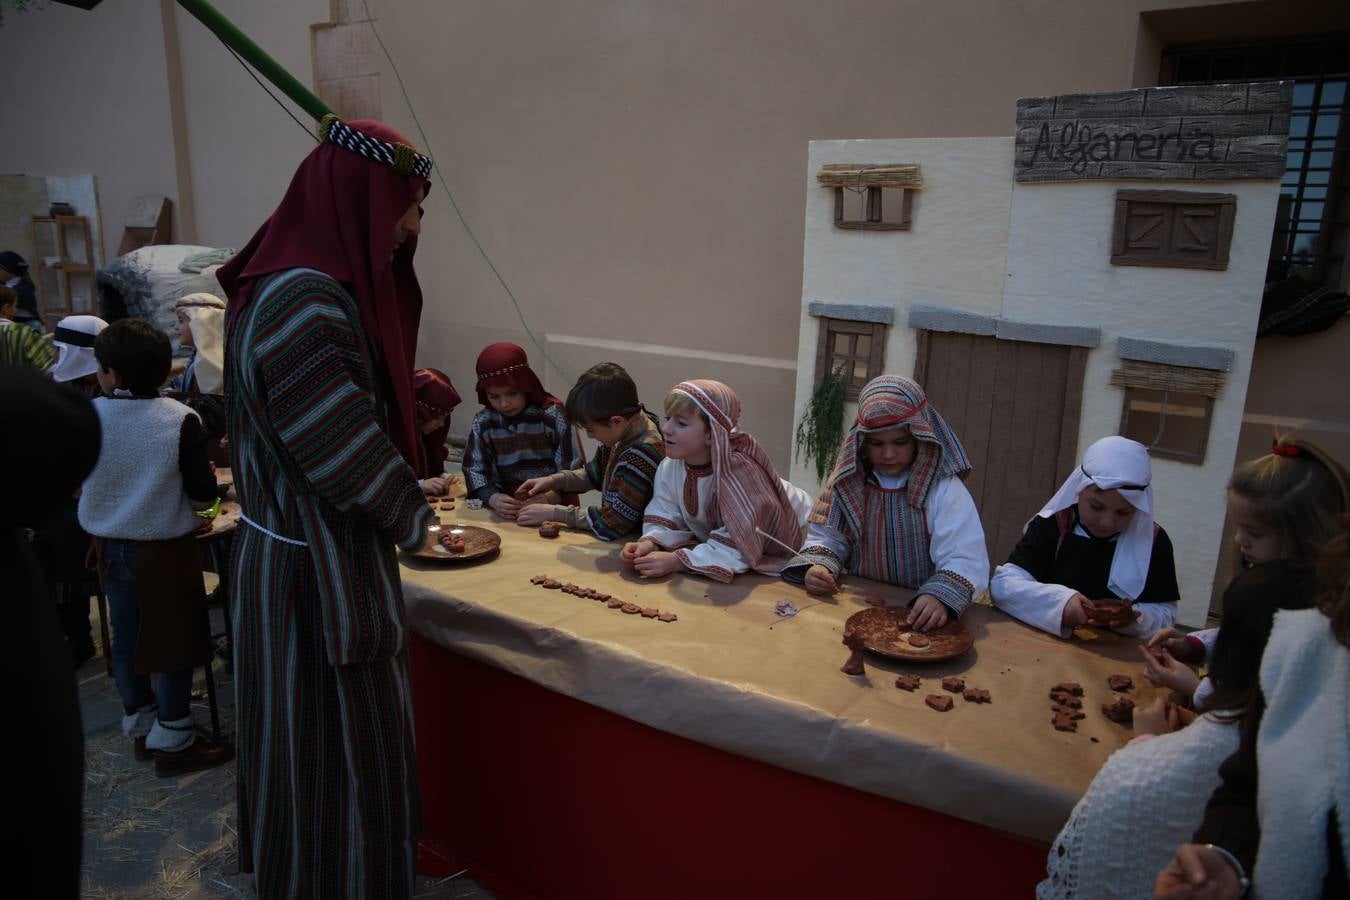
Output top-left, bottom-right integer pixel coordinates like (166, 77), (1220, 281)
(462, 342), (581, 518)
(413, 367), (461, 497)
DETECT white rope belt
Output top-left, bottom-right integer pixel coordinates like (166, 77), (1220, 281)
(240, 513), (308, 548)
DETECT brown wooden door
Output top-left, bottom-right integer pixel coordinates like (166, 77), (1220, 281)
(914, 331), (1087, 567)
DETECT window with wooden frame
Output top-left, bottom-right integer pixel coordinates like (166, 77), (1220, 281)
(1111, 190), (1237, 271)
(815, 318), (886, 400)
(1112, 360), (1226, 463)
(816, 164), (922, 232)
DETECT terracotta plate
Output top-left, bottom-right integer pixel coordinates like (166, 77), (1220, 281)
(844, 606), (973, 662)
(407, 524), (501, 563)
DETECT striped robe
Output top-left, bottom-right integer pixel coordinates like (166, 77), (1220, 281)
(226, 268), (434, 899)
(461, 403), (578, 500)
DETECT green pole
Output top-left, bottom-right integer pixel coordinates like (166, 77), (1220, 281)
(176, 0), (332, 122)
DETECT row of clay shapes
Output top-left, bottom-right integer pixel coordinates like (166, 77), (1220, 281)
(529, 575), (678, 622)
(892, 674), (992, 711)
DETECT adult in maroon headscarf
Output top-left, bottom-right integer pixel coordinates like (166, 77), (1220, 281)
(413, 366), (461, 495)
(216, 117), (437, 900)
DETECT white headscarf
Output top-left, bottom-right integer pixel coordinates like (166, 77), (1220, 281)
(50, 314), (108, 382)
(1037, 436), (1155, 600)
(174, 292), (226, 395)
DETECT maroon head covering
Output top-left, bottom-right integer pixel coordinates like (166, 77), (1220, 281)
(216, 119), (430, 472)
(474, 342), (559, 409)
(413, 367), (461, 478)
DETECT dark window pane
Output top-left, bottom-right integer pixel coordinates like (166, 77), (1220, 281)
(1323, 80), (1347, 107)
(1212, 55), (1246, 79)
(1298, 201), (1325, 221)
(1313, 115), (1341, 138)
(1310, 150), (1335, 167)
(1287, 151), (1305, 169)
(1293, 82), (1318, 106)
(1290, 115), (1311, 137)
(1174, 57), (1210, 83)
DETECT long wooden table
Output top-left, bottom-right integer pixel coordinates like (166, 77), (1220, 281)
(403, 504), (1160, 898)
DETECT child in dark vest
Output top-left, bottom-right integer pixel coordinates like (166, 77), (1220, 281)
(77, 318), (233, 774)
(991, 435), (1180, 639)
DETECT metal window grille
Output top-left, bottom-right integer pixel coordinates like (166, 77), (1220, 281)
(1162, 36), (1350, 288)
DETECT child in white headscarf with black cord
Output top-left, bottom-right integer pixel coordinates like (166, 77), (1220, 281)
(991, 435), (1180, 639)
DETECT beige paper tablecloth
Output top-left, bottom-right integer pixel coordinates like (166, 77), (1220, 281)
(403, 505), (1163, 842)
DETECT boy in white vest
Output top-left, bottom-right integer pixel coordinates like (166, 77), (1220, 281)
(78, 318), (233, 776)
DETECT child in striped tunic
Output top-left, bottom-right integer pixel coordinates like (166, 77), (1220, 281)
(781, 375), (989, 632)
(516, 362), (665, 539)
(462, 342), (581, 518)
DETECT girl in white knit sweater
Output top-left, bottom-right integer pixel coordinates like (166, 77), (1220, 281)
(1038, 560), (1318, 900)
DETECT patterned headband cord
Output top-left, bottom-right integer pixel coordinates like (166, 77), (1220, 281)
(318, 114), (433, 179)
(477, 362), (528, 382)
(1081, 465), (1149, 492)
(1271, 443), (1302, 458)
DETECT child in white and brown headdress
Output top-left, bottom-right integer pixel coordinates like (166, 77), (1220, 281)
(622, 379), (813, 582)
(167, 293), (227, 463)
(169, 293), (226, 398)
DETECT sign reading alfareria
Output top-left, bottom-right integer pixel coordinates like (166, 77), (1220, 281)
(1014, 81), (1292, 183)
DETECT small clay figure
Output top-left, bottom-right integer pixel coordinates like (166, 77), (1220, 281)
(538, 522), (560, 539)
(1052, 712), (1078, 732)
(1049, 690), (1082, 709)
(657, 611), (678, 623)
(437, 532), (466, 553)
(542, 579), (562, 589)
(1107, 674), (1134, 692)
(640, 608), (659, 618)
(941, 676), (965, 693)
(620, 603), (642, 615)
(607, 598), (626, 609)
(840, 631), (867, 676)
(1053, 682), (1084, 696)
(1053, 705), (1086, 720)
(1101, 697), (1136, 724)
(895, 674), (922, 691)
(963, 688), (991, 704)
(906, 633), (931, 649)
(530, 575), (549, 585)
(925, 694), (954, 712)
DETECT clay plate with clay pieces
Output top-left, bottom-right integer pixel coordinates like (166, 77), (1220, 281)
(406, 524), (502, 563)
(843, 607), (973, 662)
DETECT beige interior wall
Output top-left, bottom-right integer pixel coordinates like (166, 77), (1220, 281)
(0, 1), (180, 262)
(172, 0), (331, 251)
(372, 0), (1255, 467)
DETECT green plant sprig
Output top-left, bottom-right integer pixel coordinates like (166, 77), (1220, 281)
(794, 367), (849, 483)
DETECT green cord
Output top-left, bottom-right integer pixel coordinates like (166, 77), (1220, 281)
(360, 0), (571, 387)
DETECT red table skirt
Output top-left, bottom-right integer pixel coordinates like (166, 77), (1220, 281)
(410, 632), (1048, 899)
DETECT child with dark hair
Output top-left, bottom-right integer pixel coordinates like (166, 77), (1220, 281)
(413, 366), (462, 496)
(1156, 521), (1350, 899)
(0, 250), (42, 330)
(1038, 559), (1317, 900)
(462, 342), (580, 518)
(0, 283), (54, 370)
(516, 362), (666, 539)
(78, 318), (232, 774)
